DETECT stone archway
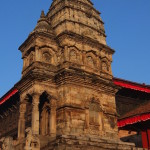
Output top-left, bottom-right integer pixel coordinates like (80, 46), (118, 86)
(39, 92), (57, 137)
(40, 102), (51, 136)
(39, 92), (50, 136)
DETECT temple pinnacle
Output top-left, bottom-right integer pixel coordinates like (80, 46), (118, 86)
(40, 10), (45, 18)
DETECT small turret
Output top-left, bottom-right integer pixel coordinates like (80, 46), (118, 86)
(30, 10), (54, 35)
(19, 10), (58, 78)
(47, 0), (107, 45)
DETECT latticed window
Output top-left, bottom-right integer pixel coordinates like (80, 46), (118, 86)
(89, 102), (100, 125)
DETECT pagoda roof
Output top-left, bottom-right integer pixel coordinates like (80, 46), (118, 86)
(114, 78), (150, 128)
(117, 101), (150, 128)
(119, 100), (150, 120)
(113, 77), (150, 93)
(0, 88), (18, 106)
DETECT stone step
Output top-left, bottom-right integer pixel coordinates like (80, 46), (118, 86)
(39, 135), (56, 149)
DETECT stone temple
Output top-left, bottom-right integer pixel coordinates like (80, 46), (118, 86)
(0, 0), (141, 149)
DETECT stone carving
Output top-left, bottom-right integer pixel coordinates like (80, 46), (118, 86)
(24, 128), (40, 150)
(70, 49), (77, 61)
(56, 49), (63, 63)
(85, 97), (104, 135)
(87, 56), (94, 67)
(102, 61), (108, 72)
(29, 53), (34, 65)
(43, 52), (51, 63)
(89, 102), (100, 125)
(0, 137), (14, 150)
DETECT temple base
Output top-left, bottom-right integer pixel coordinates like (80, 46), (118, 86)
(41, 135), (139, 150)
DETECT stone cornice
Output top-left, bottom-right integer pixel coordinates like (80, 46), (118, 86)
(53, 19), (106, 37)
(22, 61), (57, 76)
(56, 31), (115, 54)
(16, 62), (116, 95)
(54, 68), (116, 94)
(19, 31), (55, 53)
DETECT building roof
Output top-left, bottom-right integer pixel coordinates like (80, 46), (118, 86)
(120, 101), (150, 119)
(114, 78), (150, 128)
(118, 101), (150, 127)
(118, 114), (150, 128)
(113, 77), (150, 93)
(0, 88), (18, 105)
(117, 100), (150, 127)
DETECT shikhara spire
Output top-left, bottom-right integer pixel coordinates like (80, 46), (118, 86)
(47, 0), (107, 46)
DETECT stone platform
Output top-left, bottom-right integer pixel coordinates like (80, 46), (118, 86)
(41, 135), (140, 150)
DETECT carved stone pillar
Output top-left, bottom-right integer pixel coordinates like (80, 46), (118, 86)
(32, 94), (40, 135)
(18, 103), (26, 139)
(35, 46), (40, 61)
(40, 110), (45, 136)
(64, 46), (69, 61)
(50, 98), (56, 136)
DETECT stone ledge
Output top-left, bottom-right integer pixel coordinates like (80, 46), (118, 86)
(41, 134), (141, 150)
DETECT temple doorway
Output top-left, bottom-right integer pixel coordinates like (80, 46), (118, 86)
(39, 93), (51, 136)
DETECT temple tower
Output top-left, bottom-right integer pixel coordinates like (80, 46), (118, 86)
(16, 0), (135, 149)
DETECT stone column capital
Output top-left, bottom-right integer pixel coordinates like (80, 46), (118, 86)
(47, 94), (57, 101)
(31, 92), (40, 97)
(32, 93), (40, 104)
(19, 103), (26, 113)
(50, 98), (57, 109)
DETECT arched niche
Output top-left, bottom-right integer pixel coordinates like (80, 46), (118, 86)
(39, 92), (57, 136)
(89, 102), (101, 125)
(43, 52), (52, 63)
(101, 57), (109, 72)
(69, 46), (80, 63)
(85, 97), (103, 135)
(40, 46), (57, 65)
(39, 92), (51, 136)
(85, 51), (97, 68)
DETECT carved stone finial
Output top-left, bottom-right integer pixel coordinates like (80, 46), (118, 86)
(29, 9), (54, 36)
(40, 10), (45, 18)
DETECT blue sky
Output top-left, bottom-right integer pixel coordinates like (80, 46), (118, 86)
(0, 0), (150, 97)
